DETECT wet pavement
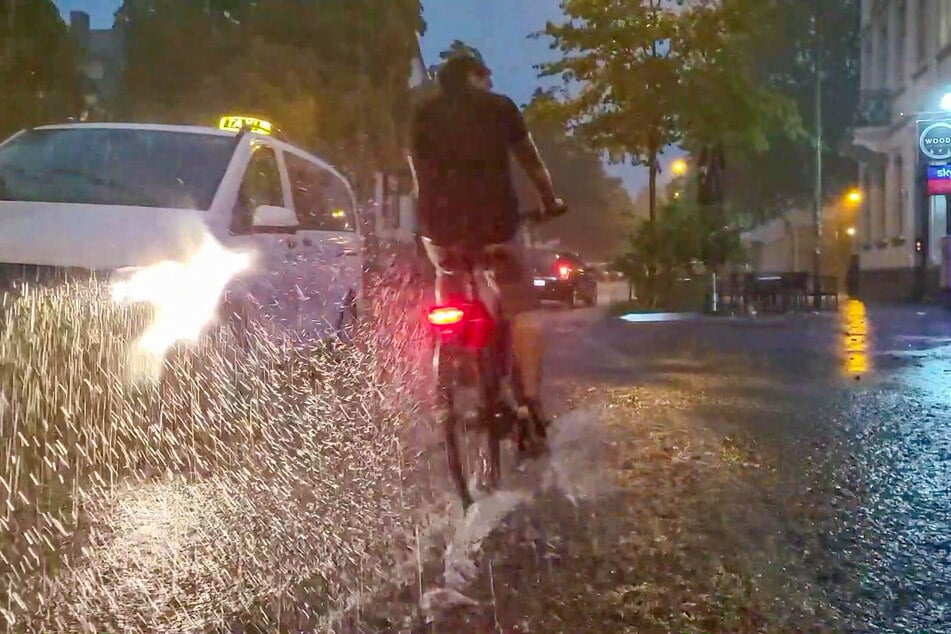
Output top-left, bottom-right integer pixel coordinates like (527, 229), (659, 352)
(536, 301), (951, 633)
(7, 273), (951, 632)
(374, 300), (951, 633)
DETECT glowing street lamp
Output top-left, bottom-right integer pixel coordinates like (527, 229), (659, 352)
(941, 91), (951, 112)
(845, 188), (863, 205)
(846, 226), (856, 237)
(670, 159), (688, 177)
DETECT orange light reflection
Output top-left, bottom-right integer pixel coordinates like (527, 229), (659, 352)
(841, 299), (871, 376)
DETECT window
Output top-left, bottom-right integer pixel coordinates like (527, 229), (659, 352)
(896, 0), (907, 84)
(877, 163), (888, 239)
(0, 128), (234, 209)
(231, 144), (283, 235)
(917, 0), (930, 64)
(877, 23), (889, 87)
(939, 0), (951, 50)
(862, 37), (874, 88)
(285, 153), (356, 232)
(895, 154), (905, 236)
(862, 170), (872, 242)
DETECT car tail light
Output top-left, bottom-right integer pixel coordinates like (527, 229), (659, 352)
(555, 261), (573, 280)
(428, 306), (465, 326)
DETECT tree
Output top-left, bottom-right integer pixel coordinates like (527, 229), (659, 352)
(535, 0), (681, 223)
(524, 94), (634, 260)
(0, 0), (81, 138)
(117, 0), (424, 195)
(535, 0), (800, 223)
(614, 194), (745, 308)
(722, 0), (860, 220)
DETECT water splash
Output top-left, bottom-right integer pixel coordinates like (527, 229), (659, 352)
(0, 261), (446, 632)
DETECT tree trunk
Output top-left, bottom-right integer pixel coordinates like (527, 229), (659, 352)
(645, 132), (659, 306)
(648, 134), (658, 223)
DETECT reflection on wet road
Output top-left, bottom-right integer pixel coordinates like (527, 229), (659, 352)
(541, 302), (951, 632)
(842, 298), (871, 376)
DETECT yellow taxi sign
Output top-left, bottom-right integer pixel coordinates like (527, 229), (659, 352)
(218, 115), (273, 135)
(332, 208), (346, 218)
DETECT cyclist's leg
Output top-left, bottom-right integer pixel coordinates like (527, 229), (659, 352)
(483, 242), (545, 406)
(422, 237), (467, 303)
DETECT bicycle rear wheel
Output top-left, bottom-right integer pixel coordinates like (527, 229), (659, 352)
(436, 341), (499, 509)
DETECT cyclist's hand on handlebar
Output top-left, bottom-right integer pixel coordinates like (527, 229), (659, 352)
(542, 196), (568, 218)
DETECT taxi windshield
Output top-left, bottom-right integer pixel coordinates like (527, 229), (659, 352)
(0, 128), (235, 210)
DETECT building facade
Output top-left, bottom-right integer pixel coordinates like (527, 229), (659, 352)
(371, 33), (428, 250)
(852, 0), (951, 301)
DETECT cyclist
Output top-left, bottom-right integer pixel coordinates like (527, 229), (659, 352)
(407, 51), (565, 452)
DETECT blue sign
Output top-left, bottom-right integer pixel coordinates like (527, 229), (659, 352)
(919, 120), (951, 163)
(927, 165), (951, 180)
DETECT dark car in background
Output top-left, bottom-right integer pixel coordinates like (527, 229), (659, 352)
(527, 247), (598, 309)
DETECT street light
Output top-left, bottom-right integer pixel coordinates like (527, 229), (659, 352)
(940, 90), (951, 112)
(671, 159), (688, 177)
(845, 188), (863, 205)
(846, 226), (856, 237)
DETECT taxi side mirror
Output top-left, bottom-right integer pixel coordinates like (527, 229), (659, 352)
(252, 205), (298, 234)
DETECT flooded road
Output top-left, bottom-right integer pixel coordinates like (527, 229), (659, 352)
(5, 277), (951, 631)
(536, 302), (951, 632)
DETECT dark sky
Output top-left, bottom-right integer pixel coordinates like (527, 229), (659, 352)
(53, 0), (674, 194)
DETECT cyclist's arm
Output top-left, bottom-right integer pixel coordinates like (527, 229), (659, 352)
(406, 101), (425, 198)
(406, 152), (420, 198)
(500, 96), (557, 206)
(510, 134), (557, 206)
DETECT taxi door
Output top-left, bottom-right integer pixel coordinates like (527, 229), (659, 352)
(282, 149), (363, 335)
(222, 139), (332, 337)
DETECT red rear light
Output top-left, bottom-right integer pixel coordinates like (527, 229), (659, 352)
(426, 302), (494, 350)
(556, 263), (572, 280)
(428, 306), (465, 326)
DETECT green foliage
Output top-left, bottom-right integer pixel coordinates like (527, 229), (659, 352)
(525, 93), (634, 260)
(0, 0), (81, 138)
(723, 0), (861, 219)
(118, 0), (424, 192)
(613, 195), (744, 307)
(535, 0), (802, 220)
(535, 0), (684, 165)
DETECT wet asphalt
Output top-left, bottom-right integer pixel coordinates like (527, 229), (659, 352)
(540, 298), (951, 633)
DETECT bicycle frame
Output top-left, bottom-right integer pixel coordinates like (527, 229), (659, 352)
(426, 258), (510, 509)
(423, 208), (567, 508)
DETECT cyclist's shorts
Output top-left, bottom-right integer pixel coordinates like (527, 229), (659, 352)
(422, 238), (539, 317)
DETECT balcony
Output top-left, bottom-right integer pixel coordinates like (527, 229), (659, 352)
(855, 89), (895, 128)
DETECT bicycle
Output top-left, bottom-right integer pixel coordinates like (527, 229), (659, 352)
(425, 208), (566, 509)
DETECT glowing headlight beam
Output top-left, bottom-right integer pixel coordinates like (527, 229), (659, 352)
(110, 234), (252, 377)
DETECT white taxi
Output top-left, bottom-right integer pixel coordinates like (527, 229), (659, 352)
(0, 116), (363, 338)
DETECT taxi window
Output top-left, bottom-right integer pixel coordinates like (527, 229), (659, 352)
(232, 145), (283, 234)
(0, 128), (234, 209)
(285, 153), (355, 232)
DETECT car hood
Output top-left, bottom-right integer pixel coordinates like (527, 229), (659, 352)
(0, 201), (211, 270)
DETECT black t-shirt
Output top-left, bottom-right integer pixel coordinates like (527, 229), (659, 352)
(411, 89), (529, 246)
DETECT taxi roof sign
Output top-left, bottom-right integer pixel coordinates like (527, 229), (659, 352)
(218, 115), (273, 135)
